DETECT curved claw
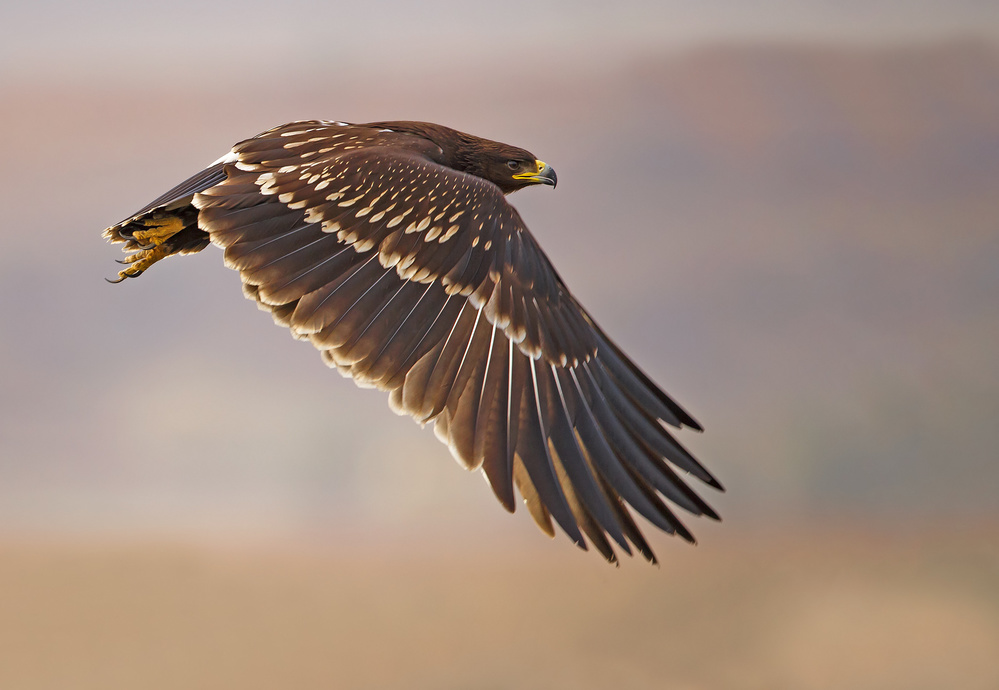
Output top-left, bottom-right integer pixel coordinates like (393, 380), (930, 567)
(106, 274), (127, 284)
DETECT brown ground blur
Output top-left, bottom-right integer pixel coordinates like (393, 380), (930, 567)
(0, 528), (996, 690)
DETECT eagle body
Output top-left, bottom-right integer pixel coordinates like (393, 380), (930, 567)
(104, 120), (722, 563)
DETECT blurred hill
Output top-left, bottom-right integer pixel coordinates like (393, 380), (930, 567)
(0, 40), (996, 540)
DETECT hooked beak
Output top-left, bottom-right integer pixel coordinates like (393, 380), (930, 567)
(513, 160), (557, 188)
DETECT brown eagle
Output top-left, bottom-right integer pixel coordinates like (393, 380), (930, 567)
(103, 120), (722, 563)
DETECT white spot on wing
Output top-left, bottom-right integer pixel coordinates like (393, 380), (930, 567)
(386, 208), (413, 228)
(338, 194), (365, 207)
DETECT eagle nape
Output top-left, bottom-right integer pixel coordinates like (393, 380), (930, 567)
(102, 119), (722, 564)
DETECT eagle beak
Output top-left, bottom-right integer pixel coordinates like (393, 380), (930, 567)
(513, 160), (557, 188)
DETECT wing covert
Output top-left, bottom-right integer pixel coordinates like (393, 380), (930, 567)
(216, 122), (597, 366)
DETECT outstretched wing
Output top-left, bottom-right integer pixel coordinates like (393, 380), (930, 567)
(194, 121), (721, 563)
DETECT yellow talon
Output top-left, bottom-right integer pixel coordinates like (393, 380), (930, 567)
(108, 244), (172, 282)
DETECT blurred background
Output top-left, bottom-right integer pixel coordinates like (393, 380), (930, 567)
(1, 1), (997, 687)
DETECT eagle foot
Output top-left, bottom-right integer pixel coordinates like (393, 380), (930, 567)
(106, 244), (171, 283)
(131, 215), (184, 246)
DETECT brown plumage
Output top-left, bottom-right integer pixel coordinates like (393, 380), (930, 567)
(103, 119), (723, 563)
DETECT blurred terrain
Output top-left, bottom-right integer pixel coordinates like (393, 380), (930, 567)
(0, 21), (998, 689)
(0, 530), (996, 689)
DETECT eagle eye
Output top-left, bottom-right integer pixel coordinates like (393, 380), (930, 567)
(506, 160), (520, 170)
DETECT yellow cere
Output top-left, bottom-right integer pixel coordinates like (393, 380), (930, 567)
(512, 159), (546, 180)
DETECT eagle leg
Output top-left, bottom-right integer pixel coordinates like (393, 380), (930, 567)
(106, 214), (183, 282)
(104, 208), (209, 283)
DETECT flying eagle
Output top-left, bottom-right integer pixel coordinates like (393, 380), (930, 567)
(103, 120), (722, 563)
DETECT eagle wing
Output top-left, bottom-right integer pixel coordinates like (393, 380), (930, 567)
(175, 120), (719, 562)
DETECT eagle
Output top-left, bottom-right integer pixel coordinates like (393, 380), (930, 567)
(103, 120), (722, 563)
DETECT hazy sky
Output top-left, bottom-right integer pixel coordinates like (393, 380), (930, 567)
(2, 0), (998, 83)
